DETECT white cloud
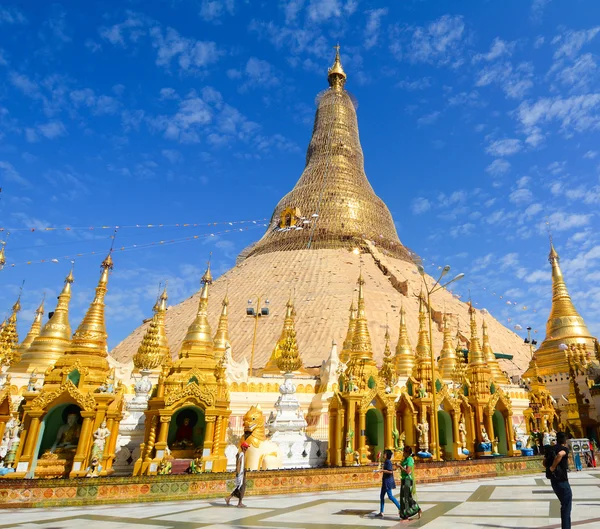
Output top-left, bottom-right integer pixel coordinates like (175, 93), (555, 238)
(584, 150), (597, 159)
(524, 269), (549, 283)
(282, 0), (305, 24)
(307, 0), (347, 22)
(524, 203), (543, 218)
(0, 161), (29, 186)
(485, 138), (522, 157)
(544, 211), (593, 231)
(475, 61), (533, 99)
(449, 222), (475, 238)
(37, 121), (67, 139)
(552, 26), (600, 59)
(239, 57), (280, 91)
(517, 94), (600, 135)
(364, 8), (388, 49)
(516, 176), (531, 188)
(396, 77), (431, 91)
(531, 0), (551, 23)
(473, 38), (515, 62)
(199, 0), (235, 22)
(509, 188), (533, 205)
(486, 159), (511, 176)
(70, 89), (120, 115)
(391, 15), (468, 67)
(162, 149), (183, 164)
(417, 111), (441, 126)
(0, 49), (7, 66)
(150, 26), (221, 72)
(411, 197), (431, 214)
(0, 6), (26, 24)
(547, 161), (566, 175)
(99, 12), (146, 46)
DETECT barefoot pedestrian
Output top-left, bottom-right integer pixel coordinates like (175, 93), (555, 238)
(225, 441), (249, 508)
(375, 449), (401, 518)
(398, 446), (422, 521)
(548, 432), (572, 529)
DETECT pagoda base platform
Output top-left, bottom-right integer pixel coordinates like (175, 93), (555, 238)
(0, 456), (544, 509)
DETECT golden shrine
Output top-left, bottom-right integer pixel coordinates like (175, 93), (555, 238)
(0, 48), (599, 490)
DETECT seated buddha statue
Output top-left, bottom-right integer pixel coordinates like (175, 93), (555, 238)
(50, 413), (81, 453)
(173, 417), (194, 449)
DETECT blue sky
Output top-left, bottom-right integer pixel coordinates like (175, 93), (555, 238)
(1, 0), (600, 353)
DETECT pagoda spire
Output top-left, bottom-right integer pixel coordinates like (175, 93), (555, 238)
(413, 292), (433, 385)
(134, 285), (170, 372)
(262, 296), (299, 374)
(213, 293), (230, 363)
(482, 318), (505, 384)
(177, 261), (216, 367)
(241, 47), (409, 262)
(17, 295), (45, 355)
(328, 43), (347, 90)
(380, 326), (397, 388)
(438, 313), (458, 379)
(274, 299), (303, 374)
(0, 295), (21, 367)
(350, 273), (374, 363)
(340, 298), (357, 364)
(14, 268), (74, 373)
(67, 253), (112, 358)
(531, 241), (595, 375)
(467, 302), (491, 396)
(467, 303), (485, 366)
(394, 303), (414, 376)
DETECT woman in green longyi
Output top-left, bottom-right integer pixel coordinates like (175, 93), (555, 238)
(398, 445), (422, 521)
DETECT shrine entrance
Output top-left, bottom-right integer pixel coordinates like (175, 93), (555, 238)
(38, 404), (82, 457)
(437, 410), (454, 460)
(168, 406), (206, 455)
(365, 408), (384, 460)
(492, 410), (508, 455)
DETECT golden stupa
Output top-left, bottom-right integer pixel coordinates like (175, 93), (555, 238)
(112, 49), (532, 375)
(526, 242), (596, 376)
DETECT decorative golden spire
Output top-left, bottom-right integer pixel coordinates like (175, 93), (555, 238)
(275, 305), (303, 374)
(134, 303), (164, 372)
(379, 326), (397, 388)
(66, 253), (112, 358)
(0, 295), (21, 367)
(328, 43), (347, 90)
(14, 267), (74, 373)
(394, 303), (415, 376)
(350, 273), (374, 363)
(0, 240), (6, 270)
(16, 295), (45, 355)
(413, 293), (433, 384)
(467, 303), (485, 366)
(531, 241), (595, 375)
(213, 293), (230, 362)
(438, 313), (458, 379)
(241, 45), (410, 263)
(262, 296), (300, 374)
(482, 318), (505, 384)
(340, 298), (357, 364)
(156, 284), (171, 365)
(177, 261), (216, 367)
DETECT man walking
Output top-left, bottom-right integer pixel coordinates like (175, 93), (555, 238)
(225, 441), (249, 508)
(548, 432), (572, 529)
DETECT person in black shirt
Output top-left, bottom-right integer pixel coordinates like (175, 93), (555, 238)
(549, 432), (572, 529)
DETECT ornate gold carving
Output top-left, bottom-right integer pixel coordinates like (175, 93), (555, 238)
(30, 380), (97, 412)
(164, 382), (216, 408)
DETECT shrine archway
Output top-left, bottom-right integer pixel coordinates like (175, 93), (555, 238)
(168, 406), (206, 451)
(38, 403), (82, 457)
(366, 408), (384, 460)
(492, 410), (508, 455)
(438, 410), (453, 459)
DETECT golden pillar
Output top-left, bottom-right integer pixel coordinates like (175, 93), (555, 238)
(338, 408), (345, 466)
(358, 410), (366, 460)
(385, 409), (393, 449)
(157, 415), (171, 445)
(486, 410), (494, 445)
(20, 414), (42, 463)
(204, 416), (216, 454)
(451, 411), (460, 459)
(72, 413), (95, 475)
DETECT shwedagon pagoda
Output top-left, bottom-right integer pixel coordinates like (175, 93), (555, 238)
(0, 49), (599, 484)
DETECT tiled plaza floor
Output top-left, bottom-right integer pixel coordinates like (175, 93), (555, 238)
(2, 470), (600, 528)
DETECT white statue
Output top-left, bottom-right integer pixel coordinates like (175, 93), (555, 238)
(417, 418), (429, 452)
(51, 413), (81, 452)
(543, 430), (551, 446)
(0, 430), (10, 459)
(223, 344), (249, 384)
(90, 420), (111, 459)
(481, 426), (490, 444)
(27, 370), (39, 392)
(458, 416), (467, 450)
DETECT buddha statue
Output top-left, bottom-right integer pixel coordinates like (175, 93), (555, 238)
(51, 413), (81, 453)
(173, 417), (194, 449)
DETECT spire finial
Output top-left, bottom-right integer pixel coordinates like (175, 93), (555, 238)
(328, 42), (346, 90)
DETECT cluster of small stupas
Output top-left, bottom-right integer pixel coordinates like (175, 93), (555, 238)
(0, 49), (599, 479)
